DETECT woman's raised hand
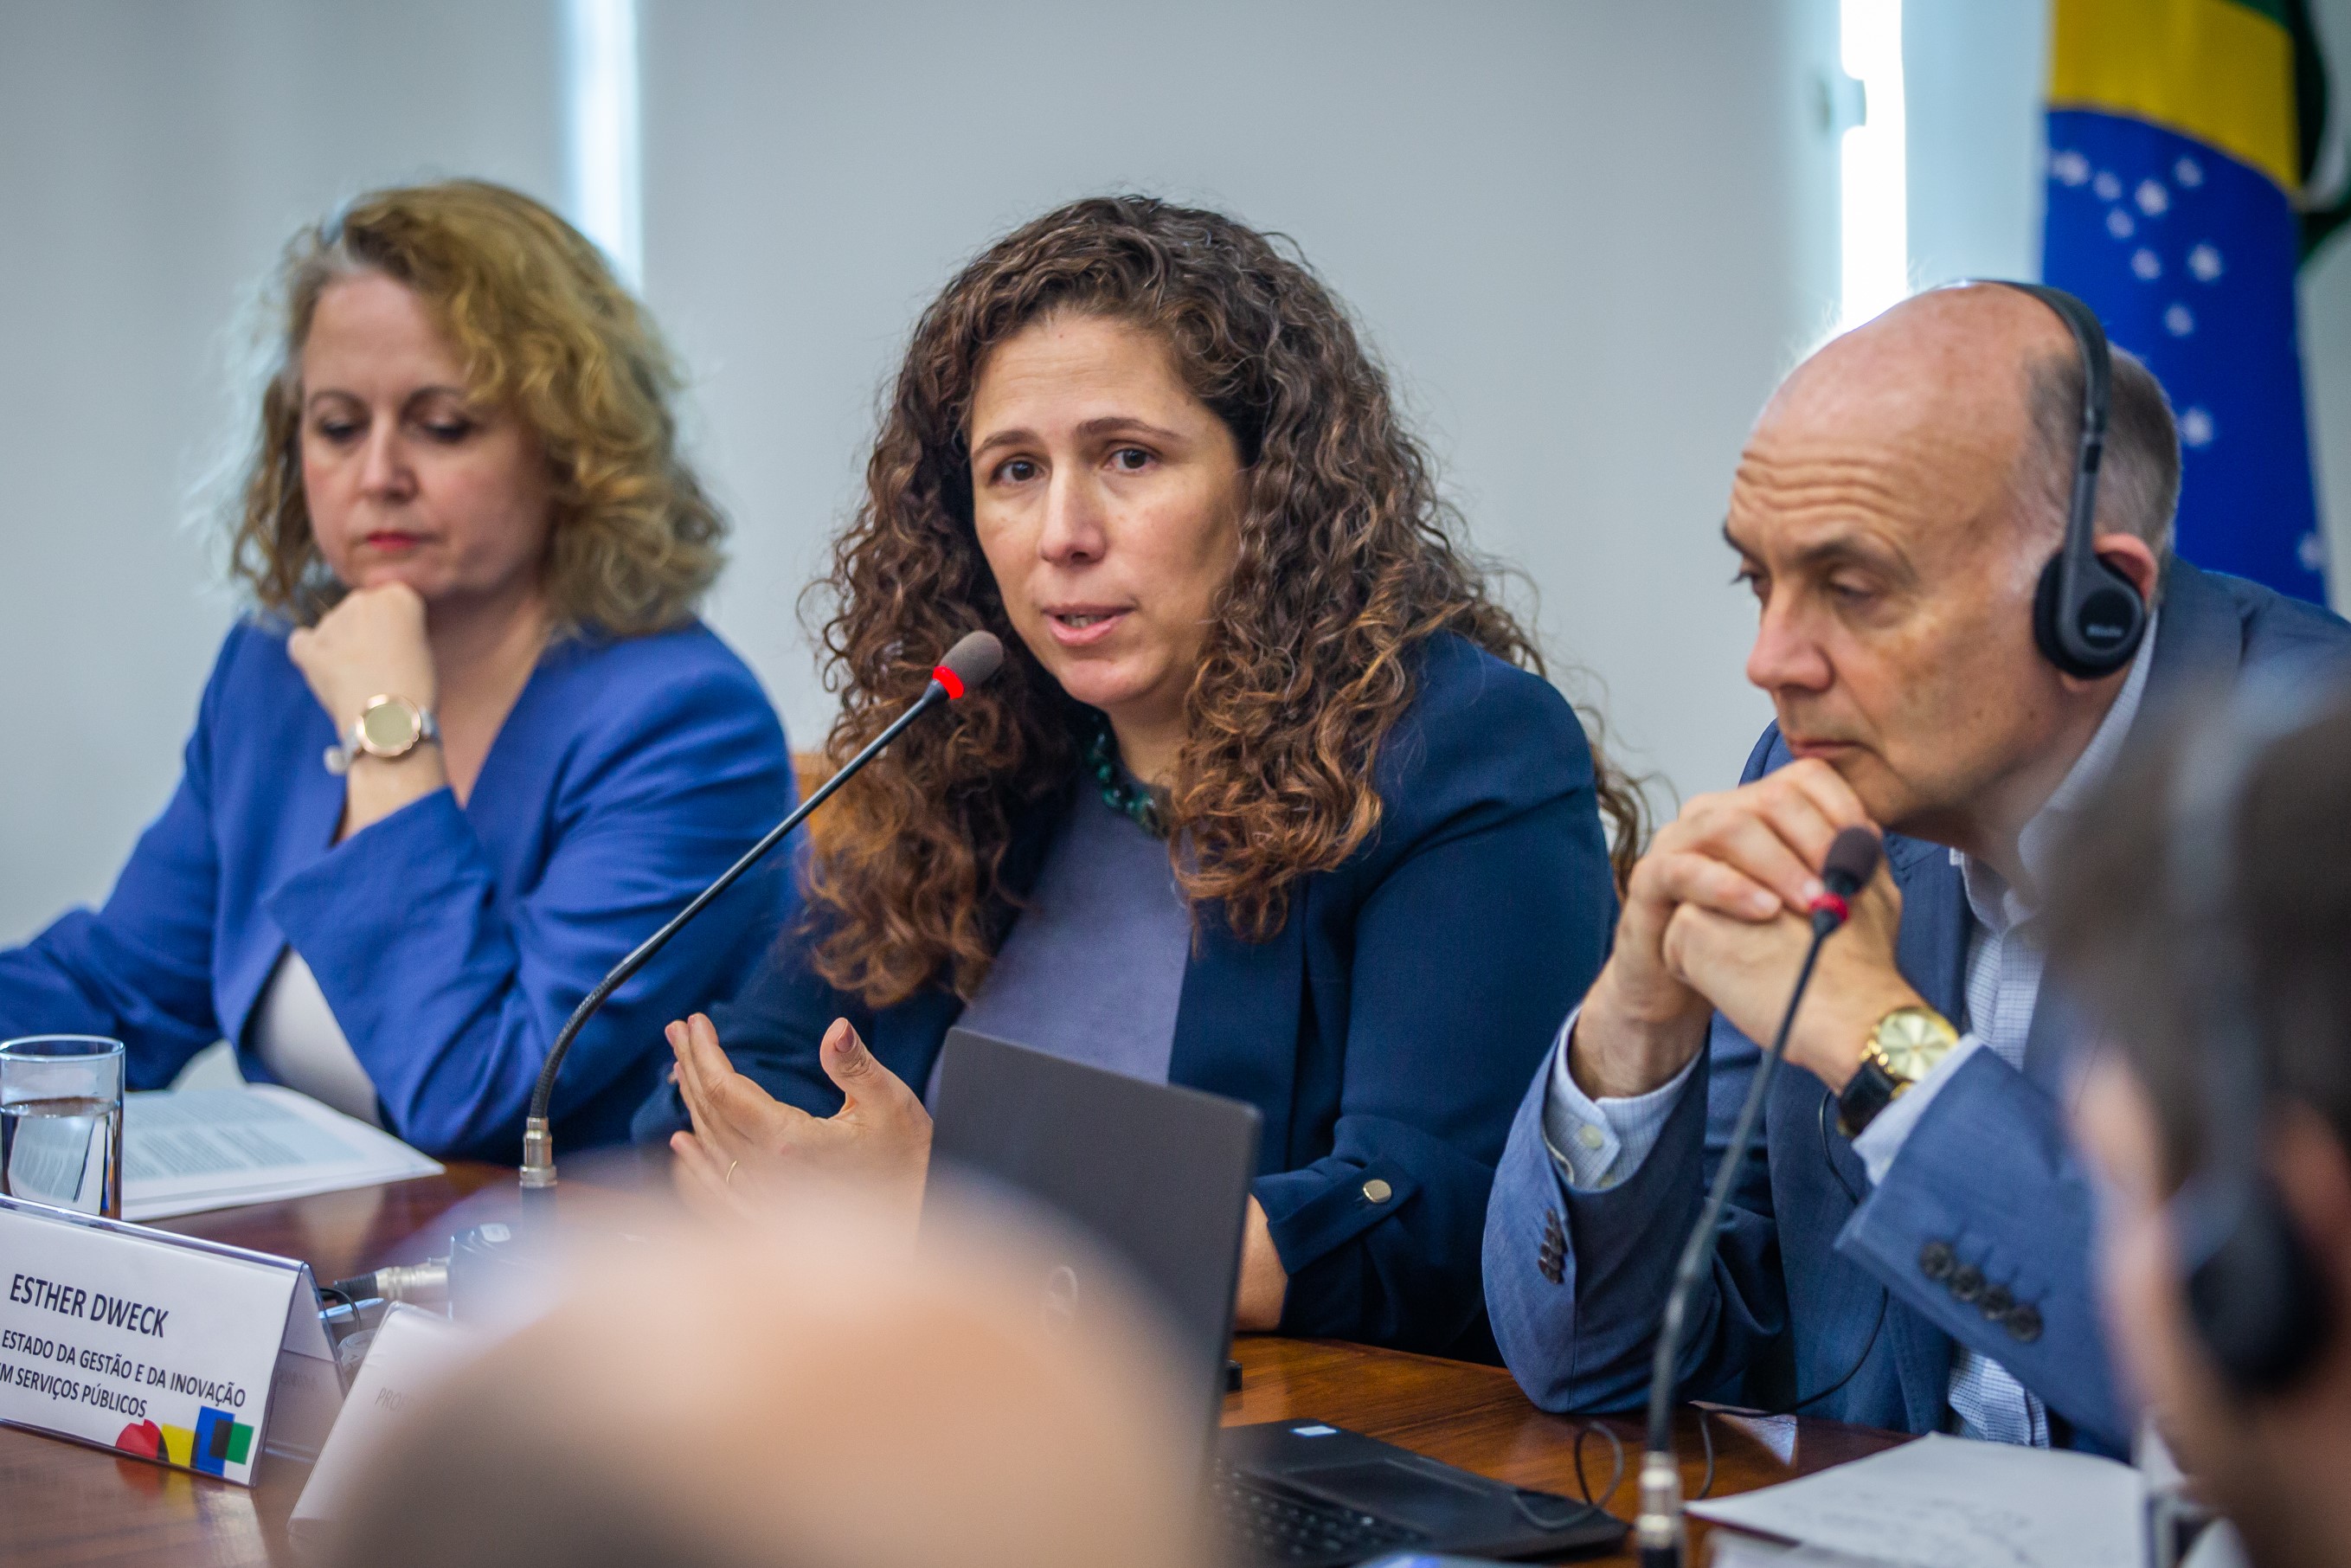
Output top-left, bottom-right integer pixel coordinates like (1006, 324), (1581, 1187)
(666, 1012), (934, 1221)
(288, 582), (449, 834)
(286, 582), (440, 736)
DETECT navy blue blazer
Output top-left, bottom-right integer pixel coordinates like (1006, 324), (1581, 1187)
(637, 633), (1617, 1354)
(0, 620), (795, 1161)
(1483, 562), (2351, 1452)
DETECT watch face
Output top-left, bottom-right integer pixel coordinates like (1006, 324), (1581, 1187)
(358, 698), (421, 755)
(1879, 1009), (1957, 1081)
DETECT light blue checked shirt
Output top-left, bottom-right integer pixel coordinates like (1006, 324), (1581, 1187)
(1544, 620), (2158, 1444)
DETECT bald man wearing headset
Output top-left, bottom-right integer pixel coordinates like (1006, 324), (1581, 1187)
(1481, 284), (2351, 1455)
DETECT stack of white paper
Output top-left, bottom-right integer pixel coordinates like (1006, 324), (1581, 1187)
(1690, 1431), (2144, 1568)
(124, 1084), (443, 1221)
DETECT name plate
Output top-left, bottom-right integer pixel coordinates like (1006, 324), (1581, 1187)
(292, 1303), (478, 1539)
(0, 1192), (339, 1485)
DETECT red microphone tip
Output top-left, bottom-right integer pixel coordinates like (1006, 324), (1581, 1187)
(933, 631), (1004, 700)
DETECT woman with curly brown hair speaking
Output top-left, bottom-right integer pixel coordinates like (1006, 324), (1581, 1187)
(0, 182), (793, 1160)
(637, 196), (1634, 1353)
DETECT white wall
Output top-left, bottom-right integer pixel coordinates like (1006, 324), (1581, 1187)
(0, 0), (562, 941)
(2, 1), (1858, 952)
(1904, 0), (2048, 287)
(646, 0), (1842, 821)
(16, 1), (2351, 959)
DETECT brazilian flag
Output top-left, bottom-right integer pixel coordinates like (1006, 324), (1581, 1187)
(2042, 0), (2335, 604)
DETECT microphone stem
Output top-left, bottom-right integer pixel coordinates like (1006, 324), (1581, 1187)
(518, 680), (949, 1198)
(1637, 916), (1835, 1565)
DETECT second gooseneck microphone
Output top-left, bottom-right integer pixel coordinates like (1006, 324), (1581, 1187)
(1635, 825), (1884, 1568)
(516, 631), (1006, 1203)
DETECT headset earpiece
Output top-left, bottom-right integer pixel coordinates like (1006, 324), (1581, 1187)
(2184, 1176), (2330, 1395)
(2033, 548), (2147, 678)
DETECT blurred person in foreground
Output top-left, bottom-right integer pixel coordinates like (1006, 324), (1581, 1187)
(634, 196), (1638, 1354)
(1482, 284), (2351, 1454)
(324, 1198), (1209, 1568)
(0, 181), (792, 1160)
(2052, 690), (2351, 1568)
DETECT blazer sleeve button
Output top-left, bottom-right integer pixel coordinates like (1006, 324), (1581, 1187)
(1949, 1263), (1985, 1304)
(1918, 1240), (1956, 1281)
(1538, 1208), (1566, 1285)
(2005, 1304), (2044, 1343)
(1361, 1178), (1393, 1205)
(1979, 1284), (2014, 1320)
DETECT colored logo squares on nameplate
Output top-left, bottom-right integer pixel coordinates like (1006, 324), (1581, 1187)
(191, 1405), (254, 1474)
(131, 1407), (254, 1474)
(114, 1419), (164, 1461)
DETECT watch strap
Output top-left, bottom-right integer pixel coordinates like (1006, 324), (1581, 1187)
(1836, 1051), (1903, 1139)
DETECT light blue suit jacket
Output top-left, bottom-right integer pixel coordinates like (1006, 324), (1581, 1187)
(0, 619), (794, 1161)
(1482, 562), (2351, 1454)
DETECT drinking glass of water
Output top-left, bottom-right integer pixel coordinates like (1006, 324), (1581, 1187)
(0, 1035), (125, 1218)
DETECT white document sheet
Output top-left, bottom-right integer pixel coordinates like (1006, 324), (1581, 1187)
(1708, 1541), (1903, 1568)
(123, 1085), (442, 1221)
(1688, 1431), (2145, 1568)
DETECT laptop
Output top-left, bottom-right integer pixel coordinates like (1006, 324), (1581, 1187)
(926, 1028), (1625, 1565)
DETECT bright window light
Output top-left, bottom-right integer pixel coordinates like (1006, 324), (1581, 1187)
(1839, 0), (1907, 331)
(563, 0), (641, 286)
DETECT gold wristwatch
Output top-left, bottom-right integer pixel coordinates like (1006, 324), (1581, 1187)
(323, 694), (440, 776)
(1834, 1004), (1961, 1137)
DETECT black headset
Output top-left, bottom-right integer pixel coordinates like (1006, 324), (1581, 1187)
(1974, 281), (2150, 678)
(2162, 691), (2335, 1395)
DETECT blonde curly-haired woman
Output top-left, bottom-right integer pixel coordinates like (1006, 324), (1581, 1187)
(0, 181), (793, 1161)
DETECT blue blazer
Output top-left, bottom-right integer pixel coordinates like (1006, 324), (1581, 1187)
(0, 619), (795, 1162)
(637, 633), (1616, 1354)
(1483, 562), (2351, 1453)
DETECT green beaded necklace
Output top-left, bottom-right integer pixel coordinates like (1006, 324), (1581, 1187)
(1084, 719), (1169, 839)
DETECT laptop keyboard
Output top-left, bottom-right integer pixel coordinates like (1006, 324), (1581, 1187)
(1211, 1463), (1429, 1565)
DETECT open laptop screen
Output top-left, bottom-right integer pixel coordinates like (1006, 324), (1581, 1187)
(926, 1027), (1262, 1442)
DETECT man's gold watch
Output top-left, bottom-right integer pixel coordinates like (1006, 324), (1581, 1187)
(1834, 1004), (1961, 1137)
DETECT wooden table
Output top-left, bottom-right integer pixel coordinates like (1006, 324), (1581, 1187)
(3, 1163), (1907, 1565)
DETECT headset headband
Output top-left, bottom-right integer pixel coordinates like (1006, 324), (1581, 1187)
(1944, 279), (2147, 678)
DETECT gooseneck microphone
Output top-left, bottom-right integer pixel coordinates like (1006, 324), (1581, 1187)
(1635, 825), (1883, 1568)
(516, 631), (1006, 1204)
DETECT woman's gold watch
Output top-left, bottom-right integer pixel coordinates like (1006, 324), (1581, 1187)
(323, 695), (441, 776)
(1834, 1004), (1961, 1138)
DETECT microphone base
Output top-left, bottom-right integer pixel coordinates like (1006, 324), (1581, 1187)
(519, 1119), (555, 1191)
(447, 1220), (559, 1327)
(1635, 1449), (1686, 1568)
(1635, 1520), (1686, 1568)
